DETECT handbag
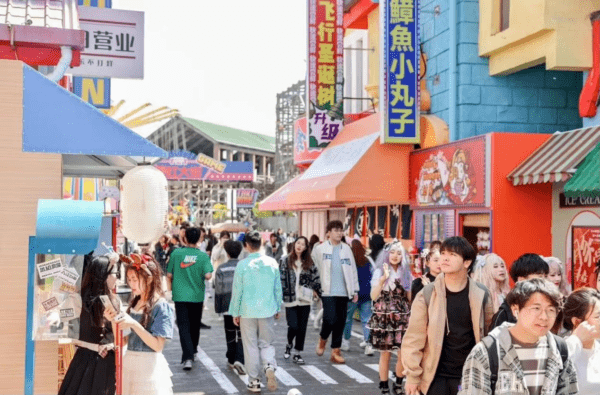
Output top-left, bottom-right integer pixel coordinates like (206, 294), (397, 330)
(297, 285), (314, 303)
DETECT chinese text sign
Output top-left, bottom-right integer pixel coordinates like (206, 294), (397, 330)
(572, 227), (600, 290)
(307, 0), (344, 148)
(69, 6), (144, 79)
(381, 0), (420, 143)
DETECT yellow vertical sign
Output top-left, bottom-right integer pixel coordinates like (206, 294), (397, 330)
(81, 79), (105, 104)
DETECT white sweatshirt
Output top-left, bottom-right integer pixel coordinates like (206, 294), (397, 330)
(566, 335), (600, 394)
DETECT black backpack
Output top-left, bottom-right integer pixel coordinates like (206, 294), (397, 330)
(482, 333), (569, 395)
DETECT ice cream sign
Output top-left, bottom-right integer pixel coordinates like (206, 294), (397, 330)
(410, 136), (486, 207)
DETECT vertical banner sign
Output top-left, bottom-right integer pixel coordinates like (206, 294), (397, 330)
(75, 0), (112, 108)
(307, 0), (344, 148)
(380, 0), (420, 144)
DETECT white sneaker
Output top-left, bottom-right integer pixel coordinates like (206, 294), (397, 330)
(233, 361), (246, 375)
(359, 340), (368, 348)
(183, 359), (193, 370)
(264, 364), (278, 391)
(341, 339), (350, 351)
(365, 344), (374, 356)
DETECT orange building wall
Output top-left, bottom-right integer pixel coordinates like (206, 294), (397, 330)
(490, 133), (553, 271)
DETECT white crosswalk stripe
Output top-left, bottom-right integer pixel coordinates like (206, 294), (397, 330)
(333, 365), (374, 384)
(195, 348), (239, 394)
(300, 365), (338, 384)
(275, 366), (302, 386)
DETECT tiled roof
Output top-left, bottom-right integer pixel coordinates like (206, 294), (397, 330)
(0, 0), (80, 29)
(183, 117), (275, 153)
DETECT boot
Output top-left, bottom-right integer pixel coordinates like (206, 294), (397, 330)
(316, 337), (327, 356)
(330, 348), (345, 364)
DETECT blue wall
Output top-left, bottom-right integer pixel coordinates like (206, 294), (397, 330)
(420, 0), (582, 140)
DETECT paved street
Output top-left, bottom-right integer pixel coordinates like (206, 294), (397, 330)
(164, 299), (387, 395)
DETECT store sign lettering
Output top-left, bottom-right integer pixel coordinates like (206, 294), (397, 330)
(559, 193), (600, 208)
(381, 0), (420, 143)
(307, 0), (344, 148)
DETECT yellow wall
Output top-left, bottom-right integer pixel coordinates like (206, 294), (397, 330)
(0, 60), (62, 394)
(365, 8), (380, 104)
(479, 0), (597, 75)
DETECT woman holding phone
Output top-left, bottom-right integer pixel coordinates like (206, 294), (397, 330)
(58, 256), (120, 395)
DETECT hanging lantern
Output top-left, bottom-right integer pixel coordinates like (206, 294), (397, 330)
(120, 166), (168, 244)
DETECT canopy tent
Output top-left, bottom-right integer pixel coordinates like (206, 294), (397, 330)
(287, 113), (412, 206)
(564, 142), (600, 198)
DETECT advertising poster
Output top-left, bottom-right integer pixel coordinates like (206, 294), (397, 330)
(155, 151), (253, 182)
(354, 207), (365, 237)
(294, 117), (323, 167)
(389, 204), (400, 239)
(344, 208), (354, 235)
(571, 226), (600, 289)
(236, 189), (259, 209)
(307, 0), (344, 148)
(367, 207), (377, 233)
(380, 0), (420, 143)
(378, 206), (388, 236)
(410, 136), (486, 208)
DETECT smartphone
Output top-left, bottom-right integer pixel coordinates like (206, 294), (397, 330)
(99, 295), (124, 321)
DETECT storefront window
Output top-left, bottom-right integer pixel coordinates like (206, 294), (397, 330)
(500, 0), (510, 31)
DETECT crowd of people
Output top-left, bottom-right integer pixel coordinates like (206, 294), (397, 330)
(57, 219), (600, 395)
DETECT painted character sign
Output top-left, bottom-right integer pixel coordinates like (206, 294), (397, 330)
(410, 137), (486, 207)
(572, 226), (600, 289)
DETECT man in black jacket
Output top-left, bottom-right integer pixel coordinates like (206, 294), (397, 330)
(214, 240), (246, 375)
(489, 253), (549, 331)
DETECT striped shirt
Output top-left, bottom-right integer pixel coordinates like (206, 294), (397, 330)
(511, 334), (549, 395)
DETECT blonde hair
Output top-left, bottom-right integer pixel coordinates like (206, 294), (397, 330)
(476, 253), (510, 312)
(544, 257), (569, 296)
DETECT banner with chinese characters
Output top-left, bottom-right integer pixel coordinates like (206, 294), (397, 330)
(68, 6), (144, 79)
(307, 0), (344, 148)
(380, 0), (420, 144)
(571, 226), (600, 289)
(294, 117), (323, 167)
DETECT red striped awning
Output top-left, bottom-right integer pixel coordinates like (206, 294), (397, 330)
(507, 126), (600, 186)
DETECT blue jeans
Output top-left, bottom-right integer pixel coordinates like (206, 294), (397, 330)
(343, 296), (372, 341)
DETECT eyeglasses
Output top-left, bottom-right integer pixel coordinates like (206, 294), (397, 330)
(523, 305), (558, 318)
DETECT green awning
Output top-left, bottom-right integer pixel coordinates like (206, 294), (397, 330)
(564, 142), (600, 197)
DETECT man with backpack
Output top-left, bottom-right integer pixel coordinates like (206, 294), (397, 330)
(401, 237), (494, 395)
(489, 254), (549, 331)
(459, 278), (578, 395)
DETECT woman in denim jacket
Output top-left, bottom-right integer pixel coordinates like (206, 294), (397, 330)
(106, 254), (175, 395)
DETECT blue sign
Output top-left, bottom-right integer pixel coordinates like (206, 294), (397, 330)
(380, 0), (420, 144)
(73, 77), (111, 109)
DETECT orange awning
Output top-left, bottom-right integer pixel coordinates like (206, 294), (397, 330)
(287, 114), (412, 206)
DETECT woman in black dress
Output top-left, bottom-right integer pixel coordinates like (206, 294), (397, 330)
(58, 256), (120, 395)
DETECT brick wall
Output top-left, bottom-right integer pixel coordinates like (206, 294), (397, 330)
(420, 0), (583, 140)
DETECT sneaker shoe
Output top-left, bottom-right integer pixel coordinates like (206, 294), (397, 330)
(379, 380), (390, 395)
(365, 344), (375, 356)
(227, 362), (235, 370)
(341, 339), (350, 351)
(284, 343), (292, 359)
(264, 364), (278, 391)
(359, 340), (368, 348)
(292, 354), (305, 365)
(233, 361), (246, 375)
(247, 379), (261, 393)
(199, 322), (211, 329)
(183, 359), (193, 371)
(392, 380), (405, 395)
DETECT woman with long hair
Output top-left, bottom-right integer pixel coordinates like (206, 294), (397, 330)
(342, 239), (375, 355)
(410, 248), (442, 301)
(475, 253), (510, 313)
(369, 234), (386, 266)
(563, 287), (600, 394)
(106, 253), (175, 395)
(308, 234), (320, 253)
(368, 242), (413, 394)
(544, 256), (570, 296)
(280, 236), (322, 364)
(58, 256), (120, 395)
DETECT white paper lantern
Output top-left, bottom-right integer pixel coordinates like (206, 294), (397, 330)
(121, 166), (168, 244)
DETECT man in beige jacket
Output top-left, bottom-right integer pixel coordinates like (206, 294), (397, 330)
(401, 236), (493, 395)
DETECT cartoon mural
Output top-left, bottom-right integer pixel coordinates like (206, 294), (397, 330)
(411, 136), (485, 207)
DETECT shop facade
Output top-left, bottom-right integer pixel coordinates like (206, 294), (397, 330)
(411, 133), (553, 268)
(509, 126), (600, 290)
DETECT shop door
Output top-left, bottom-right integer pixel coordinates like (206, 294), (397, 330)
(459, 213), (491, 255)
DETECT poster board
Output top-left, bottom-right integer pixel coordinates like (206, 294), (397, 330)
(571, 226), (600, 289)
